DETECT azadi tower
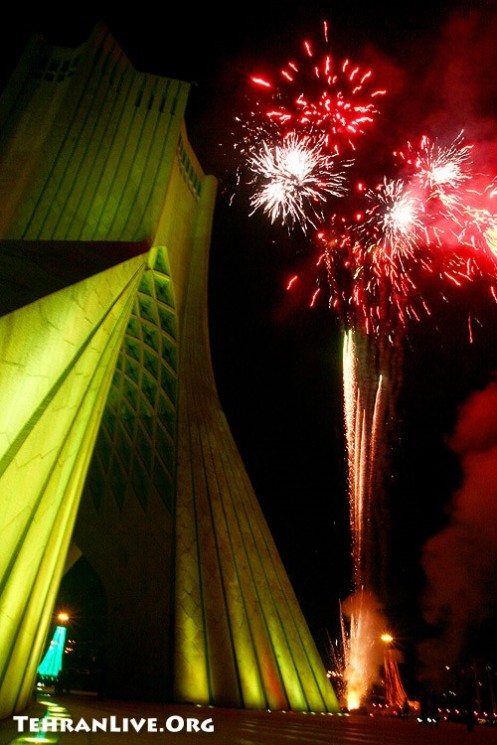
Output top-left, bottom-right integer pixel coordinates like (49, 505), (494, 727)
(0, 24), (339, 719)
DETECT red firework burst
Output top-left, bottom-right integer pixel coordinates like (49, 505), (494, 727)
(291, 132), (497, 341)
(248, 20), (387, 155)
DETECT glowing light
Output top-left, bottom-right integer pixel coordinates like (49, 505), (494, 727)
(396, 130), (473, 192)
(250, 76), (272, 89)
(57, 612), (69, 623)
(37, 626), (67, 680)
(380, 633), (393, 644)
(365, 178), (424, 250)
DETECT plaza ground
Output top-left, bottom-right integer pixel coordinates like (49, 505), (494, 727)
(2, 692), (497, 745)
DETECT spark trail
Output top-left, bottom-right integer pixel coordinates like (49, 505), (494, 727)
(230, 21), (497, 709)
(339, 589), (392, 711)
(342, 331), (396, 593)
(339, 329), (403, 709)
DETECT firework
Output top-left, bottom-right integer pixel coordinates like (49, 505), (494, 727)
(246, 131), (352, 232)
(231, 20), (386, 233)
(392, 131), (497, 251)
(248, 20), (387, 155)
(335, 589), (395, 711)
(315, 132), (497, 340)
(320, 132), (497, 710)
(394, 130), (473, 193)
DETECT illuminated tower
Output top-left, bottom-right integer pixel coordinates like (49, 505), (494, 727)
(0, 24), (339, 718)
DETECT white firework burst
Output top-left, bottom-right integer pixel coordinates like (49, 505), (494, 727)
(246, 131), (352, 232)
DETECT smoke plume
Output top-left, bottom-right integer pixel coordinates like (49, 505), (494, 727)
(419, 377), (497, 684)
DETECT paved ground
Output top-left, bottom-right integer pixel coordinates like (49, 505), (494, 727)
(2, 692), (497, 745)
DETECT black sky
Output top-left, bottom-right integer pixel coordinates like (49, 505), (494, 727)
(5, 0), (497, 694)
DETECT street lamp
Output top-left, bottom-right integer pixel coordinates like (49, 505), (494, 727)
(380, 632), (409, 711)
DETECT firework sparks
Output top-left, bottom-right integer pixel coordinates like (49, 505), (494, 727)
(362, 177), (427, 256)
(246, 131), (352, 232)
(333, 589), (394, 711)
(318, 132), (497, 711)
(248, 20), (387, 155)
(314, 132), (497, 340)
(230, 20), (386, 231)
(244, 36), (497, 711)
(395, 131), (473, 192)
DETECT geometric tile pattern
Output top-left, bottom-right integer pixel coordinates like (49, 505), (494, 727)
(84, 247), (178, 513)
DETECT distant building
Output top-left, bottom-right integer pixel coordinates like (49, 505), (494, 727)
(0, 24), (339, 718)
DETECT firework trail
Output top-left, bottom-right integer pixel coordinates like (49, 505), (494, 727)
(338, 329), (403, 709)
(230, 20), (497, 708)
(317, 132), (497, 708)
(342, 331), (400, 593)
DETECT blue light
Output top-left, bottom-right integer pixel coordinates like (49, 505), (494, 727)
(37, 626), (67, 679)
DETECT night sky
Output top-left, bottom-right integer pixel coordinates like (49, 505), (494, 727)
(5, 0), (497, 697)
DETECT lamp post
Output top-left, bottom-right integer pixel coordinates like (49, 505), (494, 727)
(37, 612), (71, 681)
(380, 632), (408, 712)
